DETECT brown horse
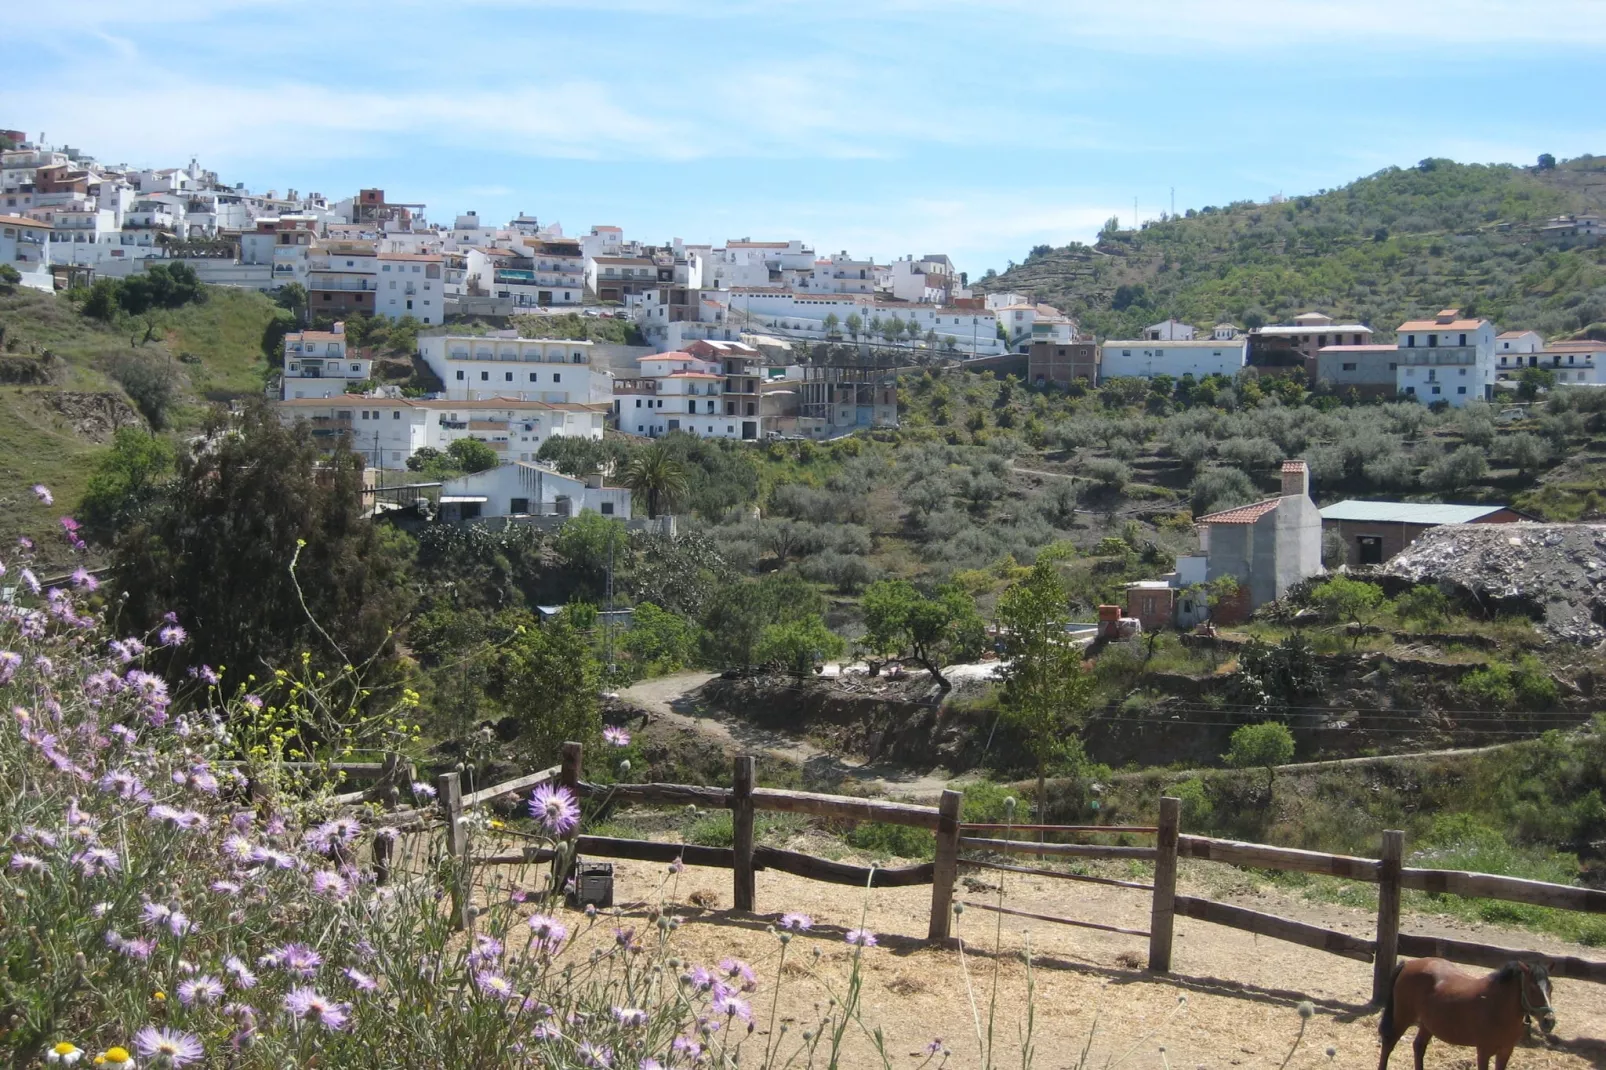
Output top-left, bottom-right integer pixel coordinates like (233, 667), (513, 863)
(1379, 958), (1556, 1070)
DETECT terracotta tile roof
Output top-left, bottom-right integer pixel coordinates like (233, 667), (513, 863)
(1281, 460), (1307, 473)
(1196, 498), (1282, 524)
(1398, 318), (1485, 331)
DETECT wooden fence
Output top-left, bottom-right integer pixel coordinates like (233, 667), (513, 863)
(415, 743), (1606, 1005)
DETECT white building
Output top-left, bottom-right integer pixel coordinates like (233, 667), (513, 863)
(614, 340), (768, 440)
(885, 254), (963, 304)
(438, 461), (630, 521)
(416, 332), (611, 404)
(1530, 341), (1605, 386)
(984, 291), (1032, 312)
(1394, 309), (1496, 408)
(1496, 330), (1544, 357)
(376, 252), (444, 322)
(277, 394), (608, 469)
(723, 289), (1004, 355)
(0, 215), (54, 290)
(1143, 318), (1196, 341)
(281, 325), (374, 399)
(1098, 339), (1247, 382)
(797, 253), (875, 296)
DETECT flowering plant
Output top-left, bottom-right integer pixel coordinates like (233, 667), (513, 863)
(0, 496), (926, 1068)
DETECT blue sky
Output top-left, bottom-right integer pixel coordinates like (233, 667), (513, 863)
(6, 1), (1605, 279)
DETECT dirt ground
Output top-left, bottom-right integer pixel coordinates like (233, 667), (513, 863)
(470, 839), (1606, 1070)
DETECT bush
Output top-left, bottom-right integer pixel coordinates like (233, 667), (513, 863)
(1224, 722), (1295, 789)
(1189, 466), (1257, 517)
(447, 437), (499, 473)
(1083, 457), (1130, 492)
(843, 821), (935, 859)
(105, 349), (184, 430)
(1172, 776), (1215, 828)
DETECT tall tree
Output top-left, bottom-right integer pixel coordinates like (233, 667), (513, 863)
(997, 562), (1095, 826)
(500, 608), (602, 763)
(112, 403), (414, 684)
(860, 579), (984, 690)
(622, 441), (689, 517)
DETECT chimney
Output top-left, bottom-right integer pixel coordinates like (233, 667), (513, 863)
(1280, 459), (1309, 498)
(332, 321), (345, 336)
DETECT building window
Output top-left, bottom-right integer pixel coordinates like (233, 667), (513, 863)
(1357, 535), (1384, 566)
(1406, 336), (1415, 347)
(600, 502), (615, 516)
(456, 370), (465, 380)
(1428, 334), (1438, 347)
(392, 411), (400, 420)
(1459, 333), (1467, 346)
(480, 371), (489, 381)
(530, 372), (539, 382)
(505, 372), (513, 381)
(1342, 363), (1357, 371)
(553, 373), (560, 383)
(510, 497), (529, 514)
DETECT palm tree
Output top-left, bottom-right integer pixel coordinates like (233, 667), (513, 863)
(622, 442), (689, 518)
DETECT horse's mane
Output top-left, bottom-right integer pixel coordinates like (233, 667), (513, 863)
(1494, 962), (1524, 983)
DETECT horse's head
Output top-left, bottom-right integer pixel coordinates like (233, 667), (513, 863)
(1518, 962), (1556, 1035)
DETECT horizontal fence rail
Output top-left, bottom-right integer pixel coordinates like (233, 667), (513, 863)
(429, 748), (1606, 1002)
(1173, 895), (1376, 963)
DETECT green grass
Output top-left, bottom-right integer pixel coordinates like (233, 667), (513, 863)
(0, 285), (282, 559)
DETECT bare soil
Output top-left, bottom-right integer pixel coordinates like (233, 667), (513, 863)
(473, 835), (1606, 1070)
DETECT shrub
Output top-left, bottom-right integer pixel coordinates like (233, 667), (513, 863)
(1224, 722), (1295, 791)
(1172, 776), (1215, 828)
(1394, 585), (1450, 627)
(105, 349), (184, 430)
(1189, 467), (1256, 517)
(1083, 457), (1130, 492)
(843, 821), (935, 859)
(447, 437), (499, 473)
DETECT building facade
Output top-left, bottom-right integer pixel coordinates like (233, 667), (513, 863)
(1195, 461), (1323, 621)
(1394, 309), (1496, 407)
(1027, 341), (1099, 387)
(1098, 339), (1246, 382)
(280, 325), (374, 399)
(416, 332), (610, 403)
(1319, 500), (1527, 567)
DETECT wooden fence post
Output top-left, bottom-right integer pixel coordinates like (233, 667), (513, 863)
(438, 771), (468, 929)
(372, 832), (393, 887)
(560, 741), (583, 794)
(732, 756), (756, 912)
(928, 789), (964, 941)
(1374, 829), (1404, 1005)
(1148, 796), (1180, 972)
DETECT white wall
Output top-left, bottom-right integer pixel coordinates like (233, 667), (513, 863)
(1098, 341), (1246, 381)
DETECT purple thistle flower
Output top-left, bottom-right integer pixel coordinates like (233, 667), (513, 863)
(344, 967), (378, 992)
(283, 987), (351, 1031)
(528, 783), (580, 836)
(71, 846), (120, 877)
(718, 958), (758, 992)
(210, 879), (242, 896)
(0, 651), (19, 685)
(99, 769), (148, 801)
(779, 912), (813, 931)
(260, 942), (322, 978)
(19, 569), (40, 595)
(174, 767), (219, 794)
(140, 902), (173, 928)
(711, 990), (752, 1022)
(177, 975), (225, 1006)
(640, 1060), (664, 1070)
(310, 870), (350, 900)
(119, 936), (157, 961)
(411, 780), (437, 800)
(845, 928), (878, 948)
(70, 566), (98, 591)
(32, 655), (53, 678)
(158, 624), (187, 647)
(612, 1006), (649, 1028)
(224, 956), (258, 989)
(8, 852), (45, 874)
(32, 484), (52, 505)
(672, 1037), (701, 1059)
(474, 970), (517, 1000)
(682, 965), (714, 992)
(603, 725), (631, 747)
(14, 826), (58, 848)
(526, 913), (569, 952)
(196, 664), (220, 686)
(578, 1042), (613, 1068)
(134, 1026), (204, 1067)
(926, 1038), (945, 1055)
(468, 933), (503, 965)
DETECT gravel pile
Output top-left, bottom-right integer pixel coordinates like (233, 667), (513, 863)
(1384, 522), (1606, 645)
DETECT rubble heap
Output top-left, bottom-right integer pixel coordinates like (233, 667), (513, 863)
(1384, 523), (1606, 645)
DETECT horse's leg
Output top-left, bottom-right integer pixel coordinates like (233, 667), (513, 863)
(1477, 1048), (1491, 1070)
(1378, 1022), (1402, 1070)
(1494, 1046), (1514, 1070)
(1412, 1029), (1432, 1070)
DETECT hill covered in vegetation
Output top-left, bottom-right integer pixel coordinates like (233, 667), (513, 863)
(980, 155), (1606, 340)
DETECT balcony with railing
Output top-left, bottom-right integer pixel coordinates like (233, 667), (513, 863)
(1396, 346), (1476, 366)
(308, 279), (377, 292)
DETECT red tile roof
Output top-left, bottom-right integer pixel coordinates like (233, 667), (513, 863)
(1196, 498), (1282, 524)
(1281, 460), (1307, 473)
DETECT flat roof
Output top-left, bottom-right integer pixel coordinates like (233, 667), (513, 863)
(439, 495), (488, 504)
(1318, 500), (1510, 524)
(1254, 325), (1372, 336)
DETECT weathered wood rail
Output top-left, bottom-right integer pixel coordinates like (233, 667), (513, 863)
(428, 742), (1606, 1004)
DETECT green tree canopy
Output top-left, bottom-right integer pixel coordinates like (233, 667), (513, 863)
(1224, 721), (1295, 793)
(79, 427), (175, 536)
(446, 438), (499, 473)
(112, 403), (415, 684)
(501, 609), (601, 763)
(860, 579), (984, 690)
(623, 441), (689, 518)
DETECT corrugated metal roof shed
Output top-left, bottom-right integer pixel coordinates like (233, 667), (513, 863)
(1318, 500), (1507, 524)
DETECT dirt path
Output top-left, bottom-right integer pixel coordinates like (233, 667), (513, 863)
(483, 843), (1606, 1070)
(619, 672), (962, 798)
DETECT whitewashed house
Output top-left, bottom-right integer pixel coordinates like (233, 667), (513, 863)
(416, 332), (611, 404)
(437, 461), (630, 521)
(1098, 338), (1247, 381)
(376, 252), (444, 323)
(1394, 309), (1496, 408)
(281, 325), (374, 399)
(1144, 318), (1196, 341)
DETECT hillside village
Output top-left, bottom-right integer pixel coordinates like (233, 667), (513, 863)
(14, 56), (1606, 1070)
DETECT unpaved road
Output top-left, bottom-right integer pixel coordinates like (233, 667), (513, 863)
(619, 671), (962, 798)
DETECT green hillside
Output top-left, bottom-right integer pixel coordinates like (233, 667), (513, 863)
(982, 155), (1606, 340)
(0, 285), (282, 566)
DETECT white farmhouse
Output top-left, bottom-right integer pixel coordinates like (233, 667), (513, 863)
(417, 332), (612, 404)
(1144, 318), (1195, 341)
(1393, 309), (1496, 408)
(280, 324), (374, 399)
(437, 461), (630, 521)
(0, 215), (54, 290)
(613, 340), (767, 440)
(277, 395), (608, 469)
(1098, 338), (1246, 382)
